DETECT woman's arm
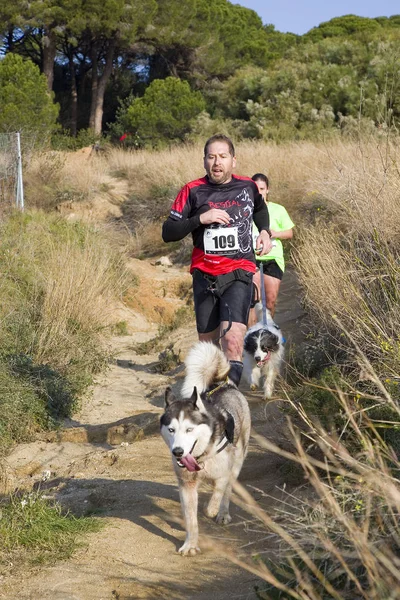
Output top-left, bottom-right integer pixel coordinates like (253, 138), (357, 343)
(270, 228), (293, 240)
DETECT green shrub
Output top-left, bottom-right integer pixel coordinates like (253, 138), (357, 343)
(51, 128), (108, 151)
(0, 363), (48, 453)
(0, 54), (59, 139)
(7, 355), (77, 421)
(113, 77), (206, 147)
(112, 321), (129, 336)
(0, 491), (102, 567)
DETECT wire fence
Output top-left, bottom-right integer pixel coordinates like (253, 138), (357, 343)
(0, 132), (24, 212)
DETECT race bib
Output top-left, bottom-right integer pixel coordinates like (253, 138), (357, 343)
(203, 226), (240, 255)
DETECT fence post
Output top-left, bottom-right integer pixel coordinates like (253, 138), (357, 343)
(16, 132), (24, 210)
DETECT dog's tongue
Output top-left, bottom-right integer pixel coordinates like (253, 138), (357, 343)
(257, 351), (271, 367)
(181, 454), (201, 472)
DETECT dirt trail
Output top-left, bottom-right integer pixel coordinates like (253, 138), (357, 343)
(1, 261), (306, 600)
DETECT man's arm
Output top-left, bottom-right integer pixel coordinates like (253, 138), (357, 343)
(253, 186), (270, 233)
(162, 184), (200, 242)
(162, 207), (232, 242)
(253, 203), (270, 234)
(252, 185), (272, 256)
(162, 214), (202, 242)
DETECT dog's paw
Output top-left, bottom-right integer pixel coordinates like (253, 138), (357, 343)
(178, 542), (201, 556)
(250, 384), (258, 391)
(204, 505), (219, 519)
(216, 512), (232, 525)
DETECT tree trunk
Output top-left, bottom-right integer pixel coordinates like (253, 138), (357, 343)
(6, 27), (14, 53)
(93, 39), (116, 135)
(69, 51), (78, 137)
(42, 28), (57, 91)
(89, 43), (99, 130)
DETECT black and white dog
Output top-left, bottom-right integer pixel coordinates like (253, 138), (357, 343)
(160, 342), (251, 556)
(243, 302), (284, 399)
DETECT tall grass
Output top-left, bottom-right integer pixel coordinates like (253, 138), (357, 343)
(106, 140), (334, 220)
(224, 374), (400, 599)
(24, 149), (110, 209)
(293, 138), (400, 379)
(9, 136), (400, 591)
(198, 135), (400, 597)
(0, 210), (128, 450)
(105, 140), (335, 257)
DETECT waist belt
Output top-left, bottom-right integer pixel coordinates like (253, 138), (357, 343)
(202, 269), (252, 297)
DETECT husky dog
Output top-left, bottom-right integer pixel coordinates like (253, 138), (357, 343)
(243, 302), (284, 399)
(160, 342), (251, 556)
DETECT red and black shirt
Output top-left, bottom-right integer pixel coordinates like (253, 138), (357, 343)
(162, 175), (270, 276)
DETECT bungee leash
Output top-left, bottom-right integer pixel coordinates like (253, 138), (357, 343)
(258, 259), (268, 328)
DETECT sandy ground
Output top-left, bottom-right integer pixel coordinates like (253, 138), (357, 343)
(1, 260), (307, 600)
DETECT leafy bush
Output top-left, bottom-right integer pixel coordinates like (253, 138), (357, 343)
(51, 128), (108, 151)
(0, 363), (48, 453)
(210, 32), (400, 140)
(0, 54), (59, 139)
(113, 77), (206, 147)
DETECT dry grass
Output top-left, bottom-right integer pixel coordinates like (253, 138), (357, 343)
(121, 219), (166, 258)
(21, 137), (400, 373)
(302, 137), (400, 237)
(104, 140), (336, 256)
(292, 137), (400, 377)
(7, 135), (400, 594)
(0, 211), (129, 416)
(106, 140), (334, 219)
(34, 233), (125, 367)
(203, 135), (400, 598)
(107, 144), (202, 197)
(222, 372), (400, 599)
(24, 149), (110, 209)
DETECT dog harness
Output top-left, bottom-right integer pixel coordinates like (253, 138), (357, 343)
(194, 388), (234, 461)
(215, 434), (230, 454)
(206, 376), (229, 397)
(206, 381), (232, 453)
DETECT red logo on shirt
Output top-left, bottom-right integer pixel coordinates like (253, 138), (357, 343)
(209, 200), (241, 209)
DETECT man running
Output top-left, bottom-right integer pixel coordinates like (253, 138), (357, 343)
(162, 135), (272, 386)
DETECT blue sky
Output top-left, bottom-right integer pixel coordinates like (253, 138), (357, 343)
(234, 0), (400, 34)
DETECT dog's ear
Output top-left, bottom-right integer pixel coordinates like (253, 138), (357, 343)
(189, 387), (197, 404)
(261, 330), (279, 349)
(164, 386), (176, 407)
(190, 386), (206, 413)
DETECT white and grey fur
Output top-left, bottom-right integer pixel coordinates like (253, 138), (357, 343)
(160, 341), (251, 556)
(243, 302), (284, 399)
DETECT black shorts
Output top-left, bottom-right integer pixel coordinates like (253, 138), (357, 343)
(192, 269), (253, 334)
(258, 260), (283, 281)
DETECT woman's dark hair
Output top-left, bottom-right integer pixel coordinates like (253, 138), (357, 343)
(252, 173), (269, 187)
